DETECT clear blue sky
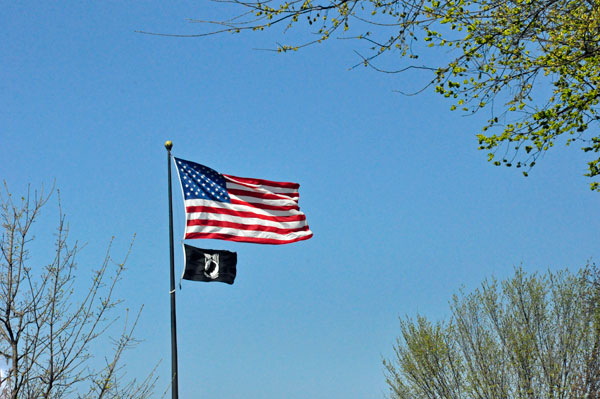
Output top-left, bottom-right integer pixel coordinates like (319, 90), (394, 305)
(2, 2), (599, 398)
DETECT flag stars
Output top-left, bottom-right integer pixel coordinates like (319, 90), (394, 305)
(175, 159), (231, 202)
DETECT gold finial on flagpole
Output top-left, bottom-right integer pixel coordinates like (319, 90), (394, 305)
(165, 140), (173, 151)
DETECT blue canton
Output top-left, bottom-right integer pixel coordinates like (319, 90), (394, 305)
(174, 158), (232, 203)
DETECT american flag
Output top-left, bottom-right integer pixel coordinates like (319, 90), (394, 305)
(174, 158), (313, 245)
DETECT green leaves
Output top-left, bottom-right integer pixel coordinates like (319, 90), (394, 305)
(205, 0), (600, 191)
(385, 266), (600, 399)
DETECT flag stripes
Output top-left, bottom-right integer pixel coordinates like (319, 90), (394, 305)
(224, 175), (300, 190)
(184, 232), (310, 245)
(187, 219), (310, 234)
(186, 202), (307, 220)
(175, 158), (312, 245)
(186, 209), (306, 227)
(229, 198), (300, 211)
(227, 188), (297, 202)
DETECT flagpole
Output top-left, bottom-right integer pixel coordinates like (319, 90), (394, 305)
(165, 140), (179, 399)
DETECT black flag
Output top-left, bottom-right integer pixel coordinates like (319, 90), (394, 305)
(182, 244), (237, 285)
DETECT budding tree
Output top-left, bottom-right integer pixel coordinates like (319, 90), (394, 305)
(0, 185), (156, 399)
(384, 266), (600, 399)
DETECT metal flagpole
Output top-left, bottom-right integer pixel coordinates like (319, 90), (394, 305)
(165, 140), (179, 399)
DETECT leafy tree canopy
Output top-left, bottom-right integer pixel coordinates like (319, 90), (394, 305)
(165, 0), (600, 190)
(384, 266), (600, 398)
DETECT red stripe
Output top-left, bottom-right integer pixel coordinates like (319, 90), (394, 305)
(186, 206), (306, 223)
(227, 188), (297, 201)
(224, 174), (300, 190)
(187, 219), (310, 235)
(184, 232), (313, 245)
(229, 198), (299, 211)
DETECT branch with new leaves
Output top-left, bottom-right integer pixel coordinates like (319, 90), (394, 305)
(143, 0), (600, 191)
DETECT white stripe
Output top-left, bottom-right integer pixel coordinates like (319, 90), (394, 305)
(184, 199), (306, 218)
(186, 213), (309, 229)
(228, 193), (299, 207)
(186, 225), (312, 241)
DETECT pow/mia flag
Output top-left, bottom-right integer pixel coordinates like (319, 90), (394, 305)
(182, 244), (237, 285)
